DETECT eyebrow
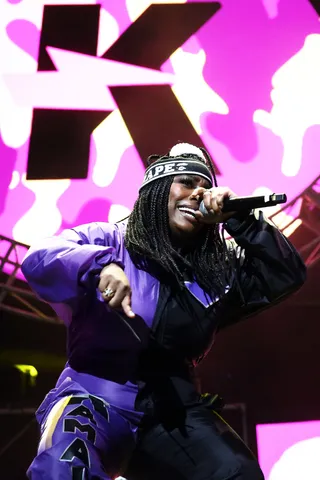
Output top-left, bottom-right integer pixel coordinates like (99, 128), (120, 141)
(177, 174), (211, 188)
(192, 175), (211, 188)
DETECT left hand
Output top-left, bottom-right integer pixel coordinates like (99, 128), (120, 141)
(193, 186), (237, 224)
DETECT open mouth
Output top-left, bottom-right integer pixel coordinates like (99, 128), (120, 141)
(178, 206), (198, 221)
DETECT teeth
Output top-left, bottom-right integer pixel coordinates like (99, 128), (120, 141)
(178, 207), (197, 216)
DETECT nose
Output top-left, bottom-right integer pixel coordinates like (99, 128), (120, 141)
(189, 189), (200, 202)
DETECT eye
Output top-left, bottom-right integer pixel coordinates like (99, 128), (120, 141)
(179, 176), (194, 188)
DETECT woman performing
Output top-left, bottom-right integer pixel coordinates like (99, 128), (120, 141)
(21, 143), (306, 480)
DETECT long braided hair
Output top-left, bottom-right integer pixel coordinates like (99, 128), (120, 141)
(125, 145), (232, 299)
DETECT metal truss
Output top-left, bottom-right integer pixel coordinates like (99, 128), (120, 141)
(0, 235), (60, 324)
(269, 175), (320, 268)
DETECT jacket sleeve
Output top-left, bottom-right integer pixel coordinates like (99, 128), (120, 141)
(21, 222), (124, 306)
(219, 210), (307, 329)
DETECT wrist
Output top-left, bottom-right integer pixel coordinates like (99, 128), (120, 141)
(101, 262), (123, 275)
(224, 210), (253, 234)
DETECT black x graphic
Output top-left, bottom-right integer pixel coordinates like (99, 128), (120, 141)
(27, 3), (220, 180)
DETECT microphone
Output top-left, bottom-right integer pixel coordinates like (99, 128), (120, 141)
(199, 193), (287, 216)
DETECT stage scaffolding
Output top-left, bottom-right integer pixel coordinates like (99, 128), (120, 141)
(0, 235), (60, 324)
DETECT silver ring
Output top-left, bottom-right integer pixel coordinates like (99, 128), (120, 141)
(103, 287), (115, 299)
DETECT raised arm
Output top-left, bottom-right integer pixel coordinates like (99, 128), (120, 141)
(21, 222), (124, 306)
(219, 210), (306, 328)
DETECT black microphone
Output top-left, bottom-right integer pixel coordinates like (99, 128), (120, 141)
(199, 193), (287, 216)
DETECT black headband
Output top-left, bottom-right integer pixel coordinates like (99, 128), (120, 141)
(139, 156), (213, 191)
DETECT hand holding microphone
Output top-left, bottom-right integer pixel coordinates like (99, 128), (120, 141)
(192, 187), (287, 224)
(191, 187), (237, 224)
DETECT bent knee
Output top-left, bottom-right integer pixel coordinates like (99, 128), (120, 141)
(28, 437), (109, 479)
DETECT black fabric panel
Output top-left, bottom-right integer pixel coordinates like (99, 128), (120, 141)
(125, 407), (263, 480)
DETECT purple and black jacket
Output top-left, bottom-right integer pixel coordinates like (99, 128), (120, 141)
(21, 212), (306, 427)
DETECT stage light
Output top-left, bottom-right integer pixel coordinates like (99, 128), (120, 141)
(256, 420), (320, 479)
(14, 364), (38, 386)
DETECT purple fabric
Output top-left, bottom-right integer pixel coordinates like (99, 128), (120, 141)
(55, 367), (143, 424)
(185, 281), (218, 308)
(21, 221), (159, 328)
(21, 214), (306, 478)
(22, 222), (125, 305)
(28, 375), (138, 479)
